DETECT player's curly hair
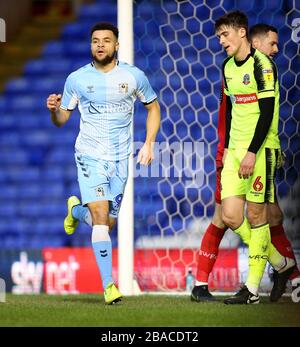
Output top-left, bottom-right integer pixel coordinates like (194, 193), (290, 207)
(215, 11), (248, 38)
(90, 22), (119, 39)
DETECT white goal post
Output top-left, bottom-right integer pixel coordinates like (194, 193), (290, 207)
(117, 0), (135, 295)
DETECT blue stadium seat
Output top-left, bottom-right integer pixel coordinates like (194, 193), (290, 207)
(0, 185), (18, 199)
(7, 166), (40, 182)
(18, 201), (42, 217)
(0, 96), (7, 112)
(0, 132), (20, 146)
(0, 203), (17, 217)
(42, 41), (64, 57)
(34, 77), (65, 93)
(3, 234), (23, 249)
(40, 184), (64, 199)
(78, 3), (117, 20)
(20, 130), (50, 147)
(64, 165), (77, 181)
(0, 148), (27, 164)
(4, 78), (30, 95)
(43, 166), (64, 181)
(24, 59), (72, 76)
(68, 41), (90, 57)
(38, 201), (64, 217)
(43, 40), (90, 60)
(5, 77), (64, 95)
(34, 218), (60, 234)
(6, 95), (43, 111)
(61, 23), (92, 40)
(0, 115), (16, 130)
(47, 149), (74, 165)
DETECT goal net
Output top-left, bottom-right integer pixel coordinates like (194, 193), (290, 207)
(132, 0), (300, 293)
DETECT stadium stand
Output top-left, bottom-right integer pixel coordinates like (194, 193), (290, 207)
(0, 0), (299, 254)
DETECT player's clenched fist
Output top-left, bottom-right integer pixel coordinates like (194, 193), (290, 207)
(47, 94), (62, 112)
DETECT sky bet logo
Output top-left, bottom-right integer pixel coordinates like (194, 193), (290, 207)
(0, 18), (6, 42)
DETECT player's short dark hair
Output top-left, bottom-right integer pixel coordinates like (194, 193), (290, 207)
(90, 22), (119, 39)
(215, 11), (248, 37)
(249, 24), (278, 40)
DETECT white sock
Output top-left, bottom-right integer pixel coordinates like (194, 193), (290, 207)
(278, 257), (295, 274)
(92, 224), (110, 242)
(91, 225), (112, 289)
(246, 284), (258, 296)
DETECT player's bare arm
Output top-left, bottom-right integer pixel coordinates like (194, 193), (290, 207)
(238, 151), (256, 179)
(47, 93), (72, 127)
(137, 99), (161, 166)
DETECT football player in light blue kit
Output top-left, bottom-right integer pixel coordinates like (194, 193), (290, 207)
(47, 22), (161, 304)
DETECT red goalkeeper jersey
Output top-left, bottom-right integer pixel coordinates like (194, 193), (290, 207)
(216, 81), (227, 163)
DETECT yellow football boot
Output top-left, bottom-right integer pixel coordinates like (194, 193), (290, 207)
(104, 283), (122, 305)
(64, 196), (80, 235)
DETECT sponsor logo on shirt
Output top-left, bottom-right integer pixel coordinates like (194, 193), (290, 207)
(230, 93), (258, 104)
(88, 101), (132, 114)
(262, 69), (273, 81)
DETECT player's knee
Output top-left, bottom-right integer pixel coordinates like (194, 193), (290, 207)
(221, 211), (242, 230)
(90, 208), (109, 225)
(247, 209), (266, 226)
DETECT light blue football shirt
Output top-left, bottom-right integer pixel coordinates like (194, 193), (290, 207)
(61, 61), (157, 161)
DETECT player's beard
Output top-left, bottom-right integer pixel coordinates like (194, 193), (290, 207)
(93, 51), (116, 66)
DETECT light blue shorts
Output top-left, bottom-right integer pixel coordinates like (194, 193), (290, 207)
(75, 154), (128, 218)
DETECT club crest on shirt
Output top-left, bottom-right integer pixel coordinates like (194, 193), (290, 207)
(95, 186), (105, 197)
(242, 74), (250, 85)
(119, 83), (128, 93)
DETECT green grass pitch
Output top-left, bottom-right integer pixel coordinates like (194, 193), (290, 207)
(0, 294), (299, 327)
